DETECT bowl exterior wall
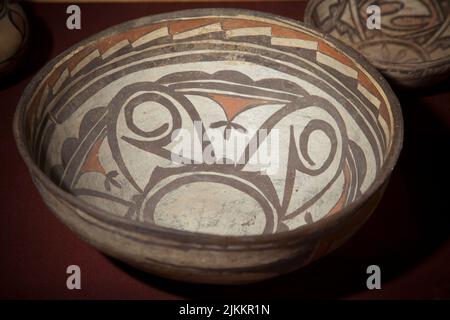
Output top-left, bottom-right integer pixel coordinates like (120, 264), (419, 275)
(30, 170), (388, 284)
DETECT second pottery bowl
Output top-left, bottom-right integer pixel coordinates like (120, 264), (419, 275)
(305, 0), (450, 88)
(0, 0), (28, 77)
(14, 9), (403, 284)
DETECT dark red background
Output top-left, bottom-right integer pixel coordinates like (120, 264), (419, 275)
(1, 2), (449, 299)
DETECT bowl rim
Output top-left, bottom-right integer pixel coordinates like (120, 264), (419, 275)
(304, 0), (450, 76)
(13, 7), (404, 247)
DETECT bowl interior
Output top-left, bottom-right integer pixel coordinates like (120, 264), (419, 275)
(306, 0), (450, 68)
(21, 10), (398, 236)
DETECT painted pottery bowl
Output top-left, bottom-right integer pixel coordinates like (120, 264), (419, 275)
(0, 0), (28, 76)
(14, 9), (403, 284)
(305, 0), (450, 88)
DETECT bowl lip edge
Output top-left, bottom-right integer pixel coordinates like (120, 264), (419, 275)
(13, 7), (404, 247)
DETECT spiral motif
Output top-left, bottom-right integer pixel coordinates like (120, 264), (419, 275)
(27, 12), (395, 235)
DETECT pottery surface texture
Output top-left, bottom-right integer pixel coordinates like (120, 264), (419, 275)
(0, 0), (28, 75)
(14, 9), (403, 284)
(305, 0), (450, 88)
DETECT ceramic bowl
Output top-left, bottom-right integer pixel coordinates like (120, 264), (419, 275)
(14, 9), (403, 284)
(305, 0), (450, 88)
(0, 0), (28, 77)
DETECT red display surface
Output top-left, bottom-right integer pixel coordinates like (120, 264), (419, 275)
(0, 2), (449, 299)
